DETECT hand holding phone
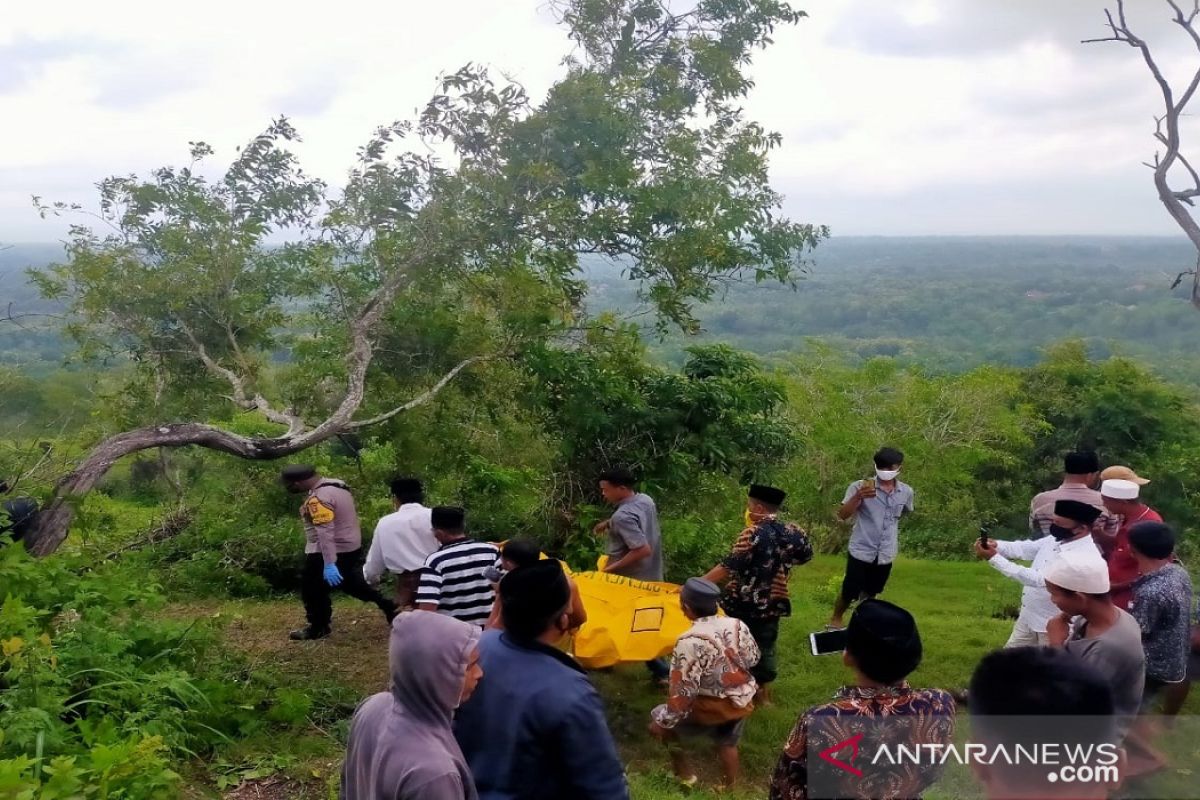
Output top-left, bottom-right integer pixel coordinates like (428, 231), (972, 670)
(810, 628), (848, 656)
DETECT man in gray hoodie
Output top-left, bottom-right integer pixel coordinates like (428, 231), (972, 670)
(342, 611), (484, 800)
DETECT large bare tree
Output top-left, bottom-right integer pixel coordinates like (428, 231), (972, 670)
(1087, 0), (1200, 307)
(20, 0), (826, 555)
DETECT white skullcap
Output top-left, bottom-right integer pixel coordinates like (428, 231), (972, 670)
(1045, 556), (1111, 595)
(1100, 478), (1139, 500)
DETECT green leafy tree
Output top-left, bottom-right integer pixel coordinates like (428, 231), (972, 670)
(1020, 340), (1200, 529)
(24, 0), (824, 554)
(527, 327), (797, 517)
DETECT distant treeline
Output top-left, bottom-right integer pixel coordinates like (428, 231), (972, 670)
(584, 236), (1200, 387)
(6, 236), (1200, 386)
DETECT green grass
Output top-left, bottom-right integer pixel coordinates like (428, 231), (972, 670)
(169, 553), (1200, 798)
(593, 554), (1022, 798)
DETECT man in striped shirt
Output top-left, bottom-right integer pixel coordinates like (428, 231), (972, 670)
(415, 506), (500, 627)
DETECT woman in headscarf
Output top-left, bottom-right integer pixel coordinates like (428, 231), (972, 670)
(341, 611), (483, 800)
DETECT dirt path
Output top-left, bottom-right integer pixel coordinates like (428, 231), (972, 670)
(165, 598), (395, 695)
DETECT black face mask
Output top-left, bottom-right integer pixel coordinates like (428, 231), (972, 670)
(1049, 523), (1078, 542)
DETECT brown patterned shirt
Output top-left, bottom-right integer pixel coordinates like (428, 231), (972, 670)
(770, 684), (957, 800)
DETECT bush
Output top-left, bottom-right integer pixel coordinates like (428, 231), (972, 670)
(0, 542), (321, 798)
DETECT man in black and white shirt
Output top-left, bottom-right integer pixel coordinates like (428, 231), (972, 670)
(415, 506), (500, 627)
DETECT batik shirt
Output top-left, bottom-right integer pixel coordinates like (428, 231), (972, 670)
(720, 517), (814, 621)
(1130, 562), (1194, 683)
(651, 615), (760, 729)
(770, 684), (957, 800)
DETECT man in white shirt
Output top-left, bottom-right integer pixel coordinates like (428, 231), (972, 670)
(363, 477), (437, 610)
(974, 499), (1105, 647)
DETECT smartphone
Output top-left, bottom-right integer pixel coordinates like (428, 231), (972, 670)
(979, 524), (990, 549)
(810, 628), (848, 656)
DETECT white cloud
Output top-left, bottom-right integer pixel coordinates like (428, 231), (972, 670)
(1, 0), (1198, 239)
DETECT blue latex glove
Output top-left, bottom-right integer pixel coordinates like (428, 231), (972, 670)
(323, 563), (343, 587)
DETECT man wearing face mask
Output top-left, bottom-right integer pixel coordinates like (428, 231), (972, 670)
(974, 499), (1105, 647)
(829, 447), (914, 629)
(703, 485), (813, 705)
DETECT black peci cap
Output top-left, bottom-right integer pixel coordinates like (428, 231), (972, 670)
(1054, 499), (1102, 526)
(431, 506), (466, 531)
(847, 599), (923, 684)
(390, 477), (423, 495)
(281, 464), (317, 482)
(748, 484), (787, 506)
(1064, 451), (1101, 475)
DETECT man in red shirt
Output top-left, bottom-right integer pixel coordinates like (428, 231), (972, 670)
(1101, 478), (1163, 610)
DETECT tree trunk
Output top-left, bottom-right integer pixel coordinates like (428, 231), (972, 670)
(1154, 169), (1200, 310)
(24, 422), (334, 556)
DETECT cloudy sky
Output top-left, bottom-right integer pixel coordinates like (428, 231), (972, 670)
(3, 0), (1200, 240)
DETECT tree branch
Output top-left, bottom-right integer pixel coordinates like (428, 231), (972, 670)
(178, 321), (305, 435)
(25, 345), (478, 554)
(0, 302), (62, 332)
(345, 356), (485, 429)
(1088, 0), (1200, 308)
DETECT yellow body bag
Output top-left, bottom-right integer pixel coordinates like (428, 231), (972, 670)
(565, 557), (695, 669)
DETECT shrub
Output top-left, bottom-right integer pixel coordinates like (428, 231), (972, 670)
(0, 542), (320, 798)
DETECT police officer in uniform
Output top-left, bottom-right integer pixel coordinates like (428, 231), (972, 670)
(281, 465), (397, 641)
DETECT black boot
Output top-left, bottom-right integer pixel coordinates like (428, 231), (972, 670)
(289, 625), (331, 641)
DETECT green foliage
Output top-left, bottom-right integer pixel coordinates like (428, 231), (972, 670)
(31, 121), (321, 426)
(583, 237), (1200, 385)
(18, 0), (821, 484)
(771, 355), (1039, 558)
(1020, 341), (1200, 536)
(527, 325), (797, 496)
(0, 543), (330, 798)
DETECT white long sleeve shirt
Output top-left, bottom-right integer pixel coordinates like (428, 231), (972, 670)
(987, 534), (1104, 633)
(363, 503), (437, 583)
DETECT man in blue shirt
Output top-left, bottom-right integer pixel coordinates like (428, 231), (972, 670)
(829, 447), (914, 628)
(454, 560), (629, 800)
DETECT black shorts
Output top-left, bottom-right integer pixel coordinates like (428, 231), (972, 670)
(841, 554), (893, 603)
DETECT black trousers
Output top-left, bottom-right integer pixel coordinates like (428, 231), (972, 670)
(742, 616), (780, 685)
(301, 548), (396, 630)
(840, 554), (893, 604)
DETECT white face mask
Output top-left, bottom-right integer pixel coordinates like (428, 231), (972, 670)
(876, 468), (900, 481)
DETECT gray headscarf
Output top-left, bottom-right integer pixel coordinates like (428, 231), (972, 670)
(341, 611), (482, 800)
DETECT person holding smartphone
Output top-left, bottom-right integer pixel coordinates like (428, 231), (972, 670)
(974, 499), (1105, 647)
(770, 600), (955, 800)
(828, 447), (913, 629)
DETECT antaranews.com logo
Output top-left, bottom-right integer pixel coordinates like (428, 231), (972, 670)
(804, 715), (1150, 800)
(819, 735), (1121, 784)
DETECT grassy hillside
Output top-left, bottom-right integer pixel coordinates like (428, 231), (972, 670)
(158, 554), (1197, 798)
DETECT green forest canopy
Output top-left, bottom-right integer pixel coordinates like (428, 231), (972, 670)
(7, 236), (1200, 384)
